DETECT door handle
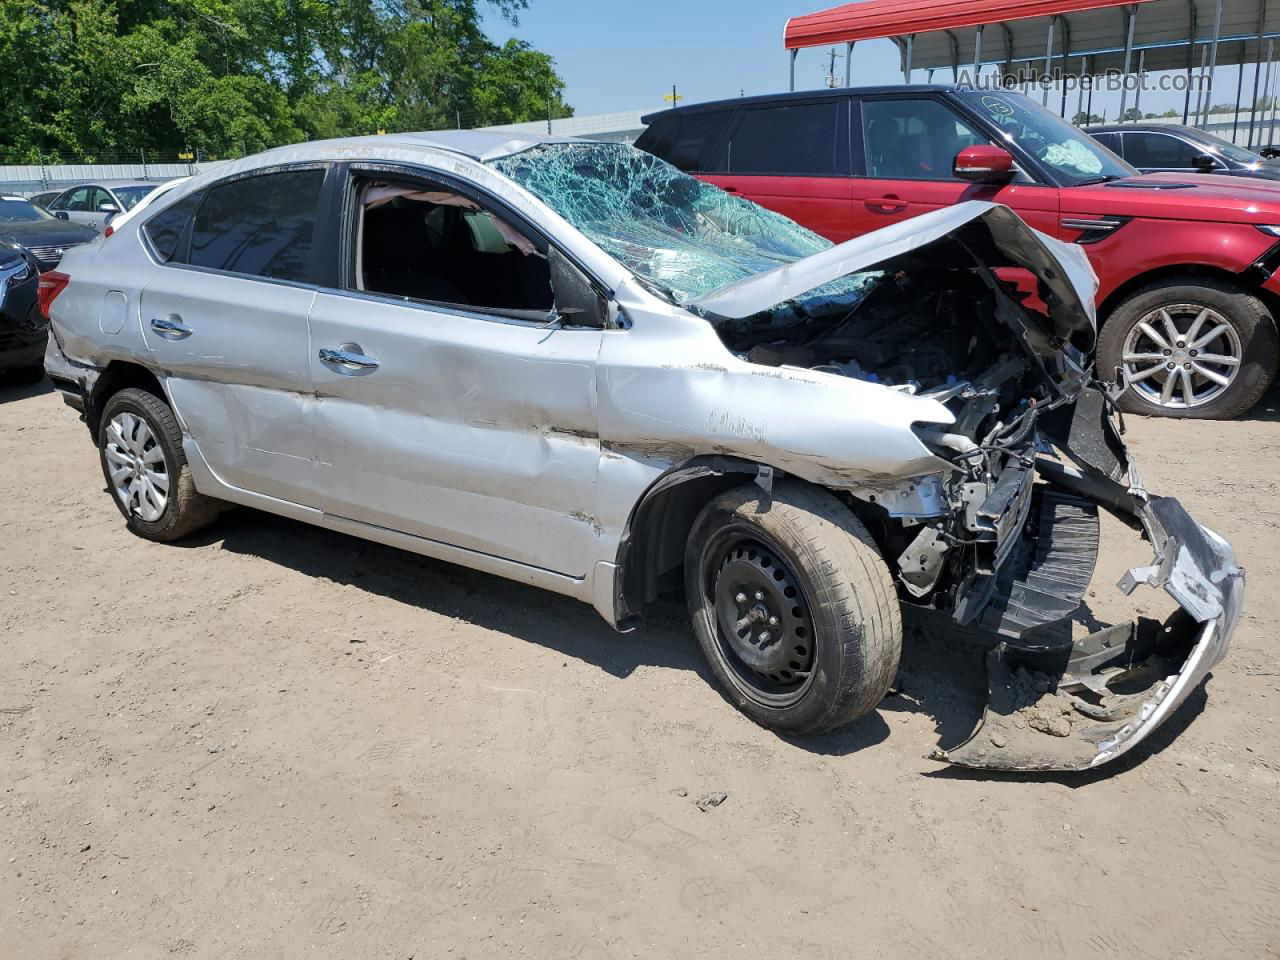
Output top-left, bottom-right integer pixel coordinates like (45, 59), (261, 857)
(150, 315), (193, 339)
(319, 346), (379, 371)
(721, 185), (740, 193)
(864, 196), (908, 213)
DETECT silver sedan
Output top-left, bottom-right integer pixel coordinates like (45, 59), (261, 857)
(40, 132), (1243, 771)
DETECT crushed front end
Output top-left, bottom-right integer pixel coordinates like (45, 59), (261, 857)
(694, 202), (1245, 771)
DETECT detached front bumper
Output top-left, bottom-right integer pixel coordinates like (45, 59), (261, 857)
(936, 490), (1244, 772)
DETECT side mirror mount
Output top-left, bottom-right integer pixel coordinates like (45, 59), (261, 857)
(549, 246), (609, 328)
(1192, 154), (1217, 172)
(54, 211), (69, 221)
(954, 145), (1016, 183)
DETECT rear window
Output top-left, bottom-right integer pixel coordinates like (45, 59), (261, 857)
(728, 102), (842, 176)
(187, 168), (325, 282)
(143, 191), (205, 262)
(636, 111), (732, 172)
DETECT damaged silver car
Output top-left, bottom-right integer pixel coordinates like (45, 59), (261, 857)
(40, 133), (1244, 771)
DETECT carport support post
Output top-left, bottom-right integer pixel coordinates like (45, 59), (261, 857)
(1077, 56), (1088, 121)
(905, 34), (914, 82)
(1118, 5), (1137, 121)
(1042, 16), (1057, 106)
(1134, 49), (1146, 118)
(789, 48), (797, 91)
(1200, 0), (1223, 126)
(845, 41), (854, 86)
(1248, 0), (1267, 147)
(973, 26), (984, 86)
(1193, 44), (1210, 124)
(1234, 44), (1247, 140)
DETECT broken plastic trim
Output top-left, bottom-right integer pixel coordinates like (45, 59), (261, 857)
(936, 494), (1244, 772)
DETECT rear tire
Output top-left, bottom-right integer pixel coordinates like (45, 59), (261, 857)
(685, 481), (901, 736)
(1098, 279), (1278, 419)
(97, 387), (220, 542)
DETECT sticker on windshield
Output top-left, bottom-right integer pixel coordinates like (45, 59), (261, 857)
(980, 95), (1015, 118)
(1043, 140), (1103, 175)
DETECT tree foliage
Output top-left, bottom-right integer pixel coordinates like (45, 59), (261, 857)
(0, 0), (572, 160)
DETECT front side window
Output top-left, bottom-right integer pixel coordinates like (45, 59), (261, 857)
(353, 178), (552, 314)
(188, 168), (325, 282)
(861, 98), (990, 181)
(955, 90), (1136, 184)
(91, 187), (115, 211)
(64, 187), (91, 212)
(729, 102), (841, 176)
(1125, 133), (1201, 169)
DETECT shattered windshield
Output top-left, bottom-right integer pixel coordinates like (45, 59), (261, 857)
(957, 91), (1135, 184)
(488, 142), (840, 302)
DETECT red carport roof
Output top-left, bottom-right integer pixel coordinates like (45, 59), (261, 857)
(784, 0), (1147, 49)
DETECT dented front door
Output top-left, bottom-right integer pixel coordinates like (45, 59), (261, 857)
(306, 292), (604, 577)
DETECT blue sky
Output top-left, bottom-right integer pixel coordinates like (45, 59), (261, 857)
(481, 0), (1246, 121)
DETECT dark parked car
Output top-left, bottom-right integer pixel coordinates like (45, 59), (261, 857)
(0, 194), (97, 271)
(0, 242), (45, 381)
(1088, 123), (1280, 180)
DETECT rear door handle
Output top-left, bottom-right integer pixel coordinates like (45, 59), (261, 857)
(319, 346), (379, 371)
(864, 196), (908, 213)
(150, 315), (193, 339)
(721, 185), (740, 193)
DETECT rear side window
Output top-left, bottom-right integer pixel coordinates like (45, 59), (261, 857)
(728, 102), (841, 176)
(637, 111), (732, 171)
(187, 168), (325, 282)
(1091, 132), (1121, 155)
(143, 191), (205, 262)
(1125, 132), (1199, 169)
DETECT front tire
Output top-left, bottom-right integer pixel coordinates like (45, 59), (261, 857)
(685, 481), (901, 736)
(98, 387), (220, 542)
(1098, 279), (1278, 419)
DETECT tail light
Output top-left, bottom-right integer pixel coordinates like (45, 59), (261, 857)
(37, 270), (70, 319)
(103, 225), (114, 238)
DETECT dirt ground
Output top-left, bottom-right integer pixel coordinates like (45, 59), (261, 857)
(2, 375), (1278, 960)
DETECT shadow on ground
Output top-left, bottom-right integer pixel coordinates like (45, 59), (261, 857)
(0, 370), (50, 403)
(191, 506), (1206, 776)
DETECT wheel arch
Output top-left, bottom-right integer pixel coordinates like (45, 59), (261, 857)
(1097, 264), (1258, 325)
(612, 455), (776, 627)
(86, 361), (167, 440)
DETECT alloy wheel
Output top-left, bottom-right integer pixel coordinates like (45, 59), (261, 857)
(1121, 304), (1242, 410)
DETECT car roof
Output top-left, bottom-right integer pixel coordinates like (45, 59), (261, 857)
(254, 129), (587, 165)
(641, 85), (958, 123)
(1088, 124), (1202, 135)
(1, 195), (27, 201)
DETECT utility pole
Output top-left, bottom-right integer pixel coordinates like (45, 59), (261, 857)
(663, 84), (683, 109)
(826, 47), (839, 87)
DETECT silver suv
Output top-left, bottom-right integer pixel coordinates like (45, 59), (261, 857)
(40, 133), (1243, 771)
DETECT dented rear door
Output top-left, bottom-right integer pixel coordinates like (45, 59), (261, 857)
(306, 291), (603, 577)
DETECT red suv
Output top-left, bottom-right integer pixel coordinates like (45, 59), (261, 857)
(637, 87), (1280, 419)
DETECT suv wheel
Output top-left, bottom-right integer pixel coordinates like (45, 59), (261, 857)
(98, 387), (220, 541)
(685, 481), (901, 736)
(1098, 279), (1279, 419)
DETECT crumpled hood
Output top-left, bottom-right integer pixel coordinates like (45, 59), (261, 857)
(690, 201), (1099, 349)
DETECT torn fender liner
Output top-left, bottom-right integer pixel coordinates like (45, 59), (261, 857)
(935, 497), (1244, 772)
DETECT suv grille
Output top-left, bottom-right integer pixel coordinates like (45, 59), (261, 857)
(25, 243), (82, 267)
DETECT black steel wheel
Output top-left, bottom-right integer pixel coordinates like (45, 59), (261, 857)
(685, 480), (902, 736)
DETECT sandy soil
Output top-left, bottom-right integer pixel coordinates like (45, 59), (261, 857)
(2, 375), (1279, 960)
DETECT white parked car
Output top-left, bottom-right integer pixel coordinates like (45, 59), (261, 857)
(43, 181), (159, 232)
(39, 133), (1243, 770)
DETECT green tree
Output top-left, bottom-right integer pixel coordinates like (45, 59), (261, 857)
(0, 0), (570, 159)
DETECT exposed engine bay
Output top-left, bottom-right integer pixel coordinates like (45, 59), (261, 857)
(691, 207), (1242, 771)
